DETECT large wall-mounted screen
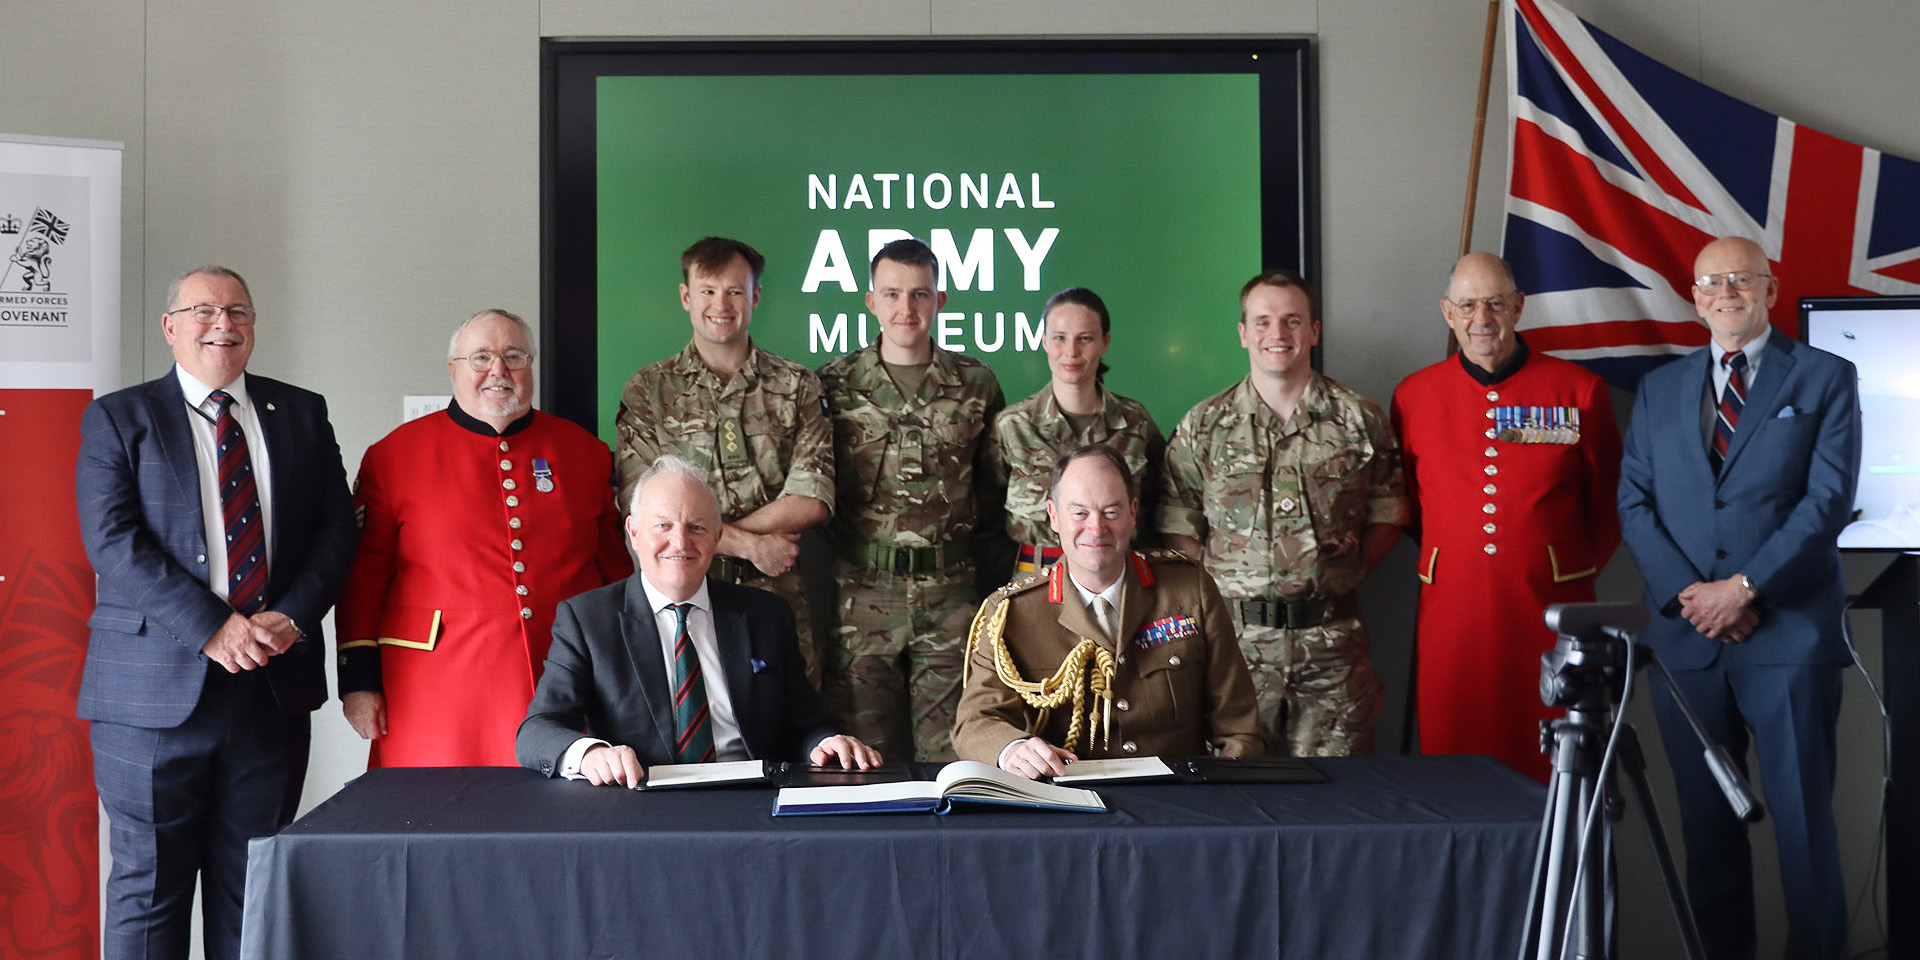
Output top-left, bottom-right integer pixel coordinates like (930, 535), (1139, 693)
(1802, 295), (1920, 551)
(543, 39), (1317, 440)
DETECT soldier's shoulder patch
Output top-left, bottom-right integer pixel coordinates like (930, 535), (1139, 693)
(992, 571), (1050, 601)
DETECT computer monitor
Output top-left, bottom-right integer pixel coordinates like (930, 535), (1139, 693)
(1801, 295), (1920, 551)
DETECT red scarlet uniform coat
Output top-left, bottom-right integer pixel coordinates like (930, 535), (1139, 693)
(1391, 344), (1620, 780)
(336, 405), (630, 767)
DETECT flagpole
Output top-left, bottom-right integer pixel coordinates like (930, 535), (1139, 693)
(1458, 0), (1502, 258)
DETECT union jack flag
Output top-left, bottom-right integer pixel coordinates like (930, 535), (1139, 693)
(1502, 0), (1920, 388)
(30, 208), (70, 245)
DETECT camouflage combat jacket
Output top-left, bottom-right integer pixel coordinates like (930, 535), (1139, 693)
(985, 384), (1165, 547)
(817, 341), (1005, 548)
(614, 341), (836, 519)
(1158, 372), (1407, 601)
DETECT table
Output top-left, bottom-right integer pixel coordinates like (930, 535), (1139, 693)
(242, 756), (1544, 960)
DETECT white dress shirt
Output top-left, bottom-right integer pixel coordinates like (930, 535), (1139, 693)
(176, 366), (275, 602)
(560, 574), (748, 779)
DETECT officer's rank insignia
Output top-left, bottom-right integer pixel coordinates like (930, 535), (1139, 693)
(532, 458), (555, 492)
(1133, 614), (1198, 649)
(1494, 405), (1581, 444)
(719, 417), (748, 467)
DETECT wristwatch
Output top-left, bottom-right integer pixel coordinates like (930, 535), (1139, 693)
(1739, 574), (1758, 598)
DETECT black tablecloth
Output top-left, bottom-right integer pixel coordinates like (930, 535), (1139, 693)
(242, 755), (1544, 960)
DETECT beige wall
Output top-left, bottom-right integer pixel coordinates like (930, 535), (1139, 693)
(9, 1), (1916, 956)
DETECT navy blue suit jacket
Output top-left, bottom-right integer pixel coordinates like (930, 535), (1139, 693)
(517, 575), (837, 775)
(74, 369), (359, 727)
(1618, 334), (1860, 669)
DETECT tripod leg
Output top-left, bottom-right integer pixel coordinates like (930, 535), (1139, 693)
(1519, 762), (1559, 959)
(1528, 718), (1591, 960)
(1616, 724), (1709, 960)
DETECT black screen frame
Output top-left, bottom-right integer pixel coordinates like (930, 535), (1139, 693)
(540, 36), (1319, 431)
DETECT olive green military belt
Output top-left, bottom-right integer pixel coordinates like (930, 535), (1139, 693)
(1235, 594), (1359, 629)
(841, 539), (961, 575)
(710, 556), (765, 583)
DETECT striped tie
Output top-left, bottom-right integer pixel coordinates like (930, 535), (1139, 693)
(1710, 351), (1747, 473)
(668, 603), (715, 763)
(209, 390), (269, 614)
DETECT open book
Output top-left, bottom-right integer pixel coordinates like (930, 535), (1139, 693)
(772, 760), (1107, 816)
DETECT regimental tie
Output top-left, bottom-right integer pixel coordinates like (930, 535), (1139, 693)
(669, 602), (716, 763)
(1090, 596), (1117, 645)
(210, 390), (269, 614)
(1711, 351), (1748, 474)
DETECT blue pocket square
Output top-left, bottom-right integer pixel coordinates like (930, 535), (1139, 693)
(1775, 406), (1797, 418)
(750, 658), (768, 674)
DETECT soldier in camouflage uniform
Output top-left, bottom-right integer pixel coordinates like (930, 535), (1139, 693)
(1160, 269), (1407, 756)
(817, 238), (1006, 761)
(987, 287), (1165, 576)
(614, 237), (836, 683)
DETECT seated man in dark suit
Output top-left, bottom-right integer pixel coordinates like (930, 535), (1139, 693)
(518, 455), (880, 786)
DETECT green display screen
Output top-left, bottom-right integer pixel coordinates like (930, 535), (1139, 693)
(545, 41), (1315, 439)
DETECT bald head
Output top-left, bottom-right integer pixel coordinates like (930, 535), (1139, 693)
(1691, 236), (1777, 352)
(1442, 252), (1524, 372)
(1695, 235), (1766, 270)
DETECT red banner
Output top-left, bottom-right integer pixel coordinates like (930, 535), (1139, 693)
(0, 387), (99, 960)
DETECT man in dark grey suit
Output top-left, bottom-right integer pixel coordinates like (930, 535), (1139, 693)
(74, 266), (357, 960)
(517, 455), (879, 786)
(1619, 236), (1859, 960)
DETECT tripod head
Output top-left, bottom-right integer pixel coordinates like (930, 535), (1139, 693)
(1537, 600), (1762, 824)
(1539, 601), (1649, 710)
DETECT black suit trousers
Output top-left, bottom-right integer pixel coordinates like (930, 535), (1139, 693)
(91, 665), (309, 960)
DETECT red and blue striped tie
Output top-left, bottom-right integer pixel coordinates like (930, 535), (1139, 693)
(1710, 351), (1747, 474)
(669, 603), (715, 763)
(210, 390), (269, 614)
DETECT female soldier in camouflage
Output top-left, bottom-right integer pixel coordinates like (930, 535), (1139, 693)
(985, 288), (1165, 576)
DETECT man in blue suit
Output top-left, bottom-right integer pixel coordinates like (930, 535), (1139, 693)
(74, 266), (357, 960)
(517, 455), (879, 786)
(1619, 236), (1859, 960)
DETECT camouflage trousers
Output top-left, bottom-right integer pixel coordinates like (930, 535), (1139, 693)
(716, 564), (819, 689)
(1235, 617), (1383, 756)
(823, 559), (979, 762)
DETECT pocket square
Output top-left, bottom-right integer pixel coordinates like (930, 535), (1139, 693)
(1775, 406), (1797, 418)
(750, 658), (768, 674)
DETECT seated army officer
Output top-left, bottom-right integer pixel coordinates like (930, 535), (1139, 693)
(517, 455), (880, 786)
(954, 444), (1267, 779)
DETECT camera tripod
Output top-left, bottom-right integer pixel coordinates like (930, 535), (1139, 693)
(1517, 602), (1763, 960)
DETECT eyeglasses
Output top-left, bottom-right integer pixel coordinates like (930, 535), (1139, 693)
(1694, 271), (1772, 292)
(454, 350), (534, 371)
(1444, 294), (1516, 316)
(166, 303), (257, 325)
